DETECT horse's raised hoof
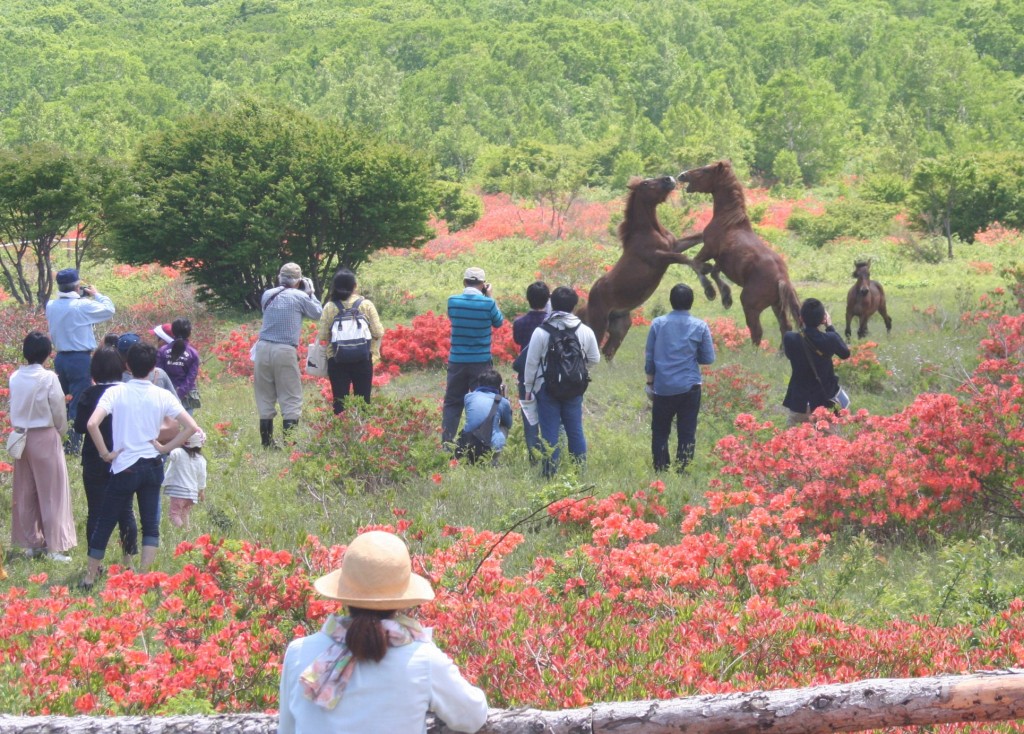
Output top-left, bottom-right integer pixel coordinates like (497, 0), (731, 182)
(722, 295), (733, 309)
(704, 286), (717, 301)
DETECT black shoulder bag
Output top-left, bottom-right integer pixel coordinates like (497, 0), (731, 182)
(800, 332), (849, 413)
(456, 394), (507, 464)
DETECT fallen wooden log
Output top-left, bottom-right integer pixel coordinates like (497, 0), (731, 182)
(2, 670), (1024, 733)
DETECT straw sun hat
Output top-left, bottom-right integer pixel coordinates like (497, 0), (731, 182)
(313, 531), (435, 611)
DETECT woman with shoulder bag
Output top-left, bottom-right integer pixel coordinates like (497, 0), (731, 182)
(782, 298), (851, 427)
(316, 269), (384, 414)
(8, 332), (77, 562)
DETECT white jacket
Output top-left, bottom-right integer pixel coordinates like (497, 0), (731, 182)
(522, 312), (601, 398)
(278, 631), (488, 734)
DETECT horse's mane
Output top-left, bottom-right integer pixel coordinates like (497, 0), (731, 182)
(618, 176), (670, 243)
(715, 163), (751, 230)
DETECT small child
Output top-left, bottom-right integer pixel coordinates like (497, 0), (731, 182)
(456, 369), (513, 465)
(163, 429), (208, 528)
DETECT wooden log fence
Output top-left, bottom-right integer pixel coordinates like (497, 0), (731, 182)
(2, 670), (1024, 733)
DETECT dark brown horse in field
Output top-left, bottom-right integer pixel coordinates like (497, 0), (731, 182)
(675, 161), (801, 347)
(580, 175), (693, 360)
(845, 259), (892, 339)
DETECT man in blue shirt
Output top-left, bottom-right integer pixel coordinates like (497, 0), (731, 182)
(45, 268), (116, 454)
(442, 266), (504, 448)
(644, 283), (716, 473)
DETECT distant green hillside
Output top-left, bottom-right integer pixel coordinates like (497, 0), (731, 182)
(2, 0), (1021, 187)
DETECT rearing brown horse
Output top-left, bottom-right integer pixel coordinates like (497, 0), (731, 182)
(676, 161), (801, 347)
(580, 175), (693, 360)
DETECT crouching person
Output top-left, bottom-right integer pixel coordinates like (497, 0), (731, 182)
(456, 369), (512, 466)
(81, 342), (199, 588)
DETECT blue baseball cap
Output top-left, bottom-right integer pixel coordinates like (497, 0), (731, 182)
(56, 268), (80, 287)
(116, 332), (141, 355)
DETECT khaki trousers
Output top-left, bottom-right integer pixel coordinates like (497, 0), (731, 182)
(11, 427), (77, 553)
(253, 341), (303, 420)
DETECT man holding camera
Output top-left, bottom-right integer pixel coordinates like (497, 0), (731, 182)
(254, 262), (322, 448)
(442, 266), (504, 449)
(46, 268), (116, 455)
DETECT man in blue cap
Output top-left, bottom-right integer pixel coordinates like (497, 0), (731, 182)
(45, 268), (116, 454)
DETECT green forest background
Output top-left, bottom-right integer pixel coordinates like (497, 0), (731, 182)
(3, 0), (1022, 189)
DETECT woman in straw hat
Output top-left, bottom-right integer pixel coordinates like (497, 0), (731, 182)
(278, 531), (488, 734)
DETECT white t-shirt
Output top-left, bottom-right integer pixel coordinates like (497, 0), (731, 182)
(97, 378), (185, 474)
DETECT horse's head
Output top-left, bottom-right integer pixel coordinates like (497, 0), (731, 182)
(626, 175), (676, 205)
(852, 260), (871, 296)
(678, 160), (733, 194)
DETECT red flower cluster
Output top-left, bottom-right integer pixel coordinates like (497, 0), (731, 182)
(379, 311), (516, 370)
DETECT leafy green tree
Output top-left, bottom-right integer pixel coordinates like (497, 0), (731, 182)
(910, 151), (1024, 254)
(753, 70), (854, 185)
(108, 99), (435, 310)
(909, 155), (974, 258)
(475, 140), (591, 239)
(0, 144), (95, 306)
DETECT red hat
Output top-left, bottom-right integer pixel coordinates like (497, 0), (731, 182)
(152, 323), (174, 344)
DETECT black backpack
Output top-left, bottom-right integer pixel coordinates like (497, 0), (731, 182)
(539, 322), (591, 400)
(329, 298), (372, 363)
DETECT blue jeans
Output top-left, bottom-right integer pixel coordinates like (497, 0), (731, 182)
(82, 462), (138, 557)
(54, 351), (92, 452)
(536, 385), (585, 477)
(651, 386), (702, 472)
(88, 457), (163, 560)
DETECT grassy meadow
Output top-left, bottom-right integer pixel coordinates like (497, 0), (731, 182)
(2, 189), (1020, 624)
(2, 190), (1024, 717)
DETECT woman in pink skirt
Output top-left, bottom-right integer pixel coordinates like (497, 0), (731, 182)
(9, 332), (77, 562)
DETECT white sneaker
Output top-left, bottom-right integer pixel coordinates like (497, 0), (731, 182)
(45, 552), (72, 563)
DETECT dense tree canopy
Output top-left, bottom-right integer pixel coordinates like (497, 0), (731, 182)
(107, 100), (435, 310)
(0, 144), (110, 306)
(0, 0), (1020, 192)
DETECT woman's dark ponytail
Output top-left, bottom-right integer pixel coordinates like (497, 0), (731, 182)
(345, 608), (393, 662)
(170, 318), (192, 359)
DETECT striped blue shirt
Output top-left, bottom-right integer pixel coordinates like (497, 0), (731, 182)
(447, 288), (504, 363)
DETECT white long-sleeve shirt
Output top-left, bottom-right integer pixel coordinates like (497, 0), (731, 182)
(9, 364), (67, 434)
(277, 631), (488, 734)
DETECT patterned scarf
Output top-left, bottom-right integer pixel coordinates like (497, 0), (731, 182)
(299, 613), (432, 710)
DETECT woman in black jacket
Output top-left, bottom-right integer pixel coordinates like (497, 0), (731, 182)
(782, 298), (851, 426)
(75, 347), (138, 566)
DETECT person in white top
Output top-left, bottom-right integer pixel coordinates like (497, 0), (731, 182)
(278, 531), (488, 734)
(8, 332), (77, 562)
(162, 428), (208, 528)
(82, 341), (200, 588)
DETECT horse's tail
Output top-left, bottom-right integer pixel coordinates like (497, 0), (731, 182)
(779, 279), (802, 329)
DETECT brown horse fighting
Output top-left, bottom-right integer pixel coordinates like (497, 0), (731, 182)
(845, 259), (892, 339)
(580, 175), (693, 360)
(675, 161), (801, 347)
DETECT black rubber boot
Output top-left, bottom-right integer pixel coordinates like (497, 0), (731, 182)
(259, 419), (276, 449)
(282, 419), (299, 446)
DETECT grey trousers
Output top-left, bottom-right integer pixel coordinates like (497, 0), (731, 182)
(253, 341), (303, 420)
